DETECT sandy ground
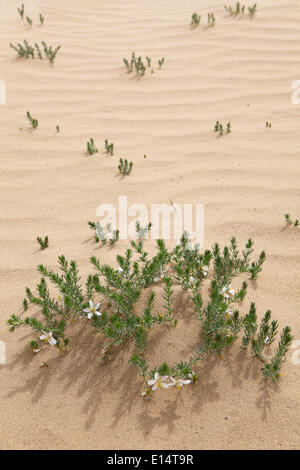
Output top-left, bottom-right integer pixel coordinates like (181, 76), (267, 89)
(0, 0), (300, 450)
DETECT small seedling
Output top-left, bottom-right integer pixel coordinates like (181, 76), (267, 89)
(248, 4), (257, 17)
(135, 221), (152, 240)
(26, 111), (38, 129)
(39, 14), (44, 26)
(105, 139), (114, 156)
(284, 214), (299, 226)
(158, 58), (165, 69)
(87, 138), (98, 155)
(56, 125), (60, 133)
(88, 221), (119, 245)
(26, 16), (32, 27)
(118, 158), (133, 175)
(37, 236), (49, 250)
(214, 120), (231, 136)
(207, 13), (216, 27)
(42, 41), (61, 64)
(146, 56), (151, 67)
(23, 298), (28, 311)
(18, 4), (25, 20)
(34, 43), (43, 60)
(266, 122), (272, 128)
(224, 3), (256, 18)
(191, 13), (201, 28)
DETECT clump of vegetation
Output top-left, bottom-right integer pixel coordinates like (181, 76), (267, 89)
(105, 139), (114, 156)
(266, 122), (272, 128)
(284, 214), (299, 227)
(10, 40), (35, 59)
(56, 125), (60, 133)
(7, 234), (292, 393)
(191, 13), (201, 28)
(26, 111), (38, 129)
(42, 41), (61, 64)
(39, 14), (44, 26)
(10, 40), (61, 64)
(36, 236), (49, 250)
(123, 52), (165, 76)
(87, 138), (98, 155)
(224, 3), (257, 18)
(214, 120), (231, 136)
(88, 221), (120, 245)
(118, 158), (133, 175)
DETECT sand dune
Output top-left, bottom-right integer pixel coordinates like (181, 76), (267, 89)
(0, 0), (299, 449)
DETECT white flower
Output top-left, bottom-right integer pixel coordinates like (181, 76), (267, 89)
(118, 267), (123, 274)
(221, 285), (235, 299)
(170, 377), (191, 390)
(189, 276), (195, 284)
(83, 300), (101, 319)
(225, 308), (233, 317)
(201, 265), (209, 277)
(39, 331), (57, 345)
(147, 372), (170, 390)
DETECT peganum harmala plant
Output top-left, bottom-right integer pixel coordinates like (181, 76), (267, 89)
(7, 233), (292, 395)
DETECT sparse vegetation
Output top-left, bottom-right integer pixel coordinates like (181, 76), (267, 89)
(26, 111), (38, 129)
(284, 214), (299, 226)
(36, 236), (49, 250)
(118, 158), (133, 175)
(87, 138), (98, 155)
(10, 40), (61, 64)
(214, 120), (231, 136)
(105, 139), (114, 156)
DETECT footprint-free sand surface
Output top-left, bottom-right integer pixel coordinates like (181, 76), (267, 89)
(0, 0), (299, 449)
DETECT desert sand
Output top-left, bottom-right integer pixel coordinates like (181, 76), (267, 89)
(0, 0), (299, 450)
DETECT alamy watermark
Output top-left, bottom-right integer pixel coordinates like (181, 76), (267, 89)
(291, 80), (300, 104)
(0, 80), (6, 104)
(96, 196), (204, 247)
(0, 341), (6, 364)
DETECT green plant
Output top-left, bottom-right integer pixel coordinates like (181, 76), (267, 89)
(266, 121), (271, 128)
(87, 138), (98, 155)
(105, 139), (114, 156)
(17, 4), (25, 20)
(37, 236), (49, 250)
(224, 3), (256, 18)
(7, 235), (291, 393)
(214, 120), (231, 136)
(248, 4), (257, 17)
(10, 40), (60, 64)
(41, 41), (61, 64)
(26, 111), (38, 129)
(34, 43), (43, 60)
(56, 125), (60, 133)
(207, 12), (216, 27)
(158, 58), (165, 69)
(88, 221), (120, 245)
(191, 13), (201, 28)
(26, 16), (32, 27)
(118, 158), (133, 175)
(39, 14), (44, 26)
(284, 214), (299, 226)
(10, 40), (35, 59)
